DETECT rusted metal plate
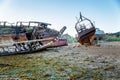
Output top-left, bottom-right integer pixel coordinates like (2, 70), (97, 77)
(50, 39), (68, 47)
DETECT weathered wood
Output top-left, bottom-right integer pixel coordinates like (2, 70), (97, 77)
(14, 37), (55, 44)
(0, 21), (67, 56)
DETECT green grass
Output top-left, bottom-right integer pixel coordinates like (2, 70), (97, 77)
(61, 34), (77, 43)
(0, 55), (106, 80)
(106, 37), (120, 42)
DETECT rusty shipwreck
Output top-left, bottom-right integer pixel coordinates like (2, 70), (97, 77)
(0, 21), (67, 56)
(75, 13), (96, 45)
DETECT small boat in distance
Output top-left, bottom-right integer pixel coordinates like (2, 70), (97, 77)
(75, 13), (96, 45)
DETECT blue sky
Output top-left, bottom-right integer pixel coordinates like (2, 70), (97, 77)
(0, 0), (120, 36)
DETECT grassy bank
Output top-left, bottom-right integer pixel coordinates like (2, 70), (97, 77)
(106, 37), (120, 42)
(0, 55), (105, 80)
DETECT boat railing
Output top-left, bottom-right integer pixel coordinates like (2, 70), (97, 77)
(0, 21), (15, 27)
(16, 21), (51, 28)
(75, 13), (95, 33)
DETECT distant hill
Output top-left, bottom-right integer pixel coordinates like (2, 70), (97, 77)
(105, 31), (120, 42)
(106, 31), (120, 37)
(113, 31), (120, 37)
(61, 34), (77, 43)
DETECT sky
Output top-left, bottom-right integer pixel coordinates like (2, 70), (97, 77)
(0, 0), (120, 36)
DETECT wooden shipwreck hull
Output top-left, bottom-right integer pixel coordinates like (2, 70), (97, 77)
(75, 13), (96, 45)
(0, 21), (67, 56)
(0, 37), (55, 56)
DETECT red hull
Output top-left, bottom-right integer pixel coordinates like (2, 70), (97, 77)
(51, 39), (68, 47)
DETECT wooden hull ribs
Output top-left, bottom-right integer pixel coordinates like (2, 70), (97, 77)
(0, 37), (55, 56)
